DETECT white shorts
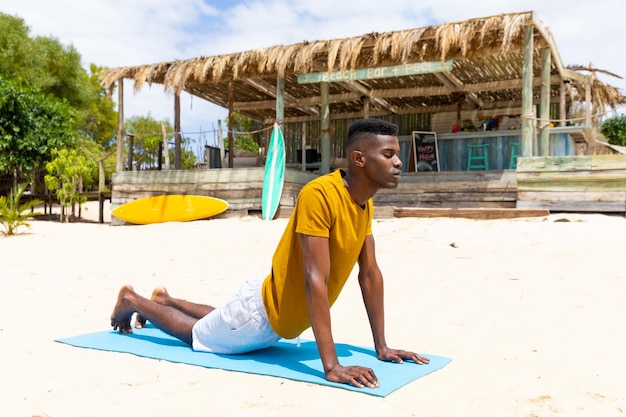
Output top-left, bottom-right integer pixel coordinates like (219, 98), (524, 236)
(191, 276), (280, 354)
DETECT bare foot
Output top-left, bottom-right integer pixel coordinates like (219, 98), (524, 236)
(135, 286), (169, 329)
(110, 285), (137, 334)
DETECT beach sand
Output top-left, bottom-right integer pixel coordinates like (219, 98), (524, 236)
(1, 201), (625, 417)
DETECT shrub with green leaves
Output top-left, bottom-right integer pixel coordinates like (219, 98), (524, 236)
(601, 114), (626, 147)
(0, 183), (43, 236)
(234, 134), (260, 154)
(45, 148), (95, 222)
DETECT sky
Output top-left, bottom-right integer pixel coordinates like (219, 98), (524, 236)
(2, 0), (625, 151)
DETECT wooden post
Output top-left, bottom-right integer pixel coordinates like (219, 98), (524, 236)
(116, 79), (124, 172)
(227, 81), (234, 168)
(560, 80), (567, 127)
(217, 119), (225, 167)
(161, 123), (170, 170)
(98, 160), (105, 224)
(157, 141), (163, 170)
(320, 82), (330, 174)
(539, 47), (551, 156)
(174, 92), (181, 170)
(301, 123), (307, 171)
(533, 105), (538, 155)
(585, 74), (592, 127)
(276, 74), (285, 123)
(127, 134), (134, 170)
(521, 23), (534, 157)
(363, 98), (370, 119)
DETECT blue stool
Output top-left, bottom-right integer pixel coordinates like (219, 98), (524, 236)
(467, 143), (489, 170)
(509, 143), (521, 169)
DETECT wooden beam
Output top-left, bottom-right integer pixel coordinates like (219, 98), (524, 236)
(276, 74), (284, 123)
(161, 123), (170, 170)
(228, 81), (234, 168)
(394, 207), (549, 219)
(268, 109), (392, 124)
(521, 23), (534, 157)
(373, 75), (562, 99)
(433, 72), (456, 89)
(265, 96), (566, 124)
(184, 86), (228, 108)
(585, 74), (592, 127)
(339, 80), (399, 114)
(530, 13), (586, 85)
(116, 79), (124, 172)
(174, 92), (181, 170)
(539, 47), (551, 156)
(320, 82), (330, 174)
(237, 74), (564, 113)
(435, 72), (484, 108)
(243, 78), (319, 116)
(560, 80), (567, 127)
(234, 92), (361, 111)
(561, 68), (587, 84)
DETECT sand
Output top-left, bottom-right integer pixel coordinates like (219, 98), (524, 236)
(1, 201), (625, 417)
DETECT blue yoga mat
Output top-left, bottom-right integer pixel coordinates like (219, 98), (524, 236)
(56, 325), (451, 397)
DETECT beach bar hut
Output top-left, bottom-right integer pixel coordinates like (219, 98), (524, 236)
(100, 11), (625, 219)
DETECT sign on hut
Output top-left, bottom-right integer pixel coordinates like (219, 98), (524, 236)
(411, 131), (439, 172)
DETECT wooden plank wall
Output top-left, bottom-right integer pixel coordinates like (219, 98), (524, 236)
(516, 155), (626, 212)
(374, 170), (518, 208)
(112, 167), (520, 221)
(111, 168), (317, 212)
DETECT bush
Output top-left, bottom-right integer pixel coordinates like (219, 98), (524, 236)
(234, 134), (260, 155)
(0, 183), (43, 235)
(601, 114), (626, 146)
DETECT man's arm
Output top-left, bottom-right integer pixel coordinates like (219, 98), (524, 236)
(300, 234), (380, 389)
(358, 234), (430, 365)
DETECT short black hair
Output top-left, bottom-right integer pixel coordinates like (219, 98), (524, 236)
(345, 119), (399, 149)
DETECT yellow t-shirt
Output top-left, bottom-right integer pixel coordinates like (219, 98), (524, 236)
(261, 169), (373, 339)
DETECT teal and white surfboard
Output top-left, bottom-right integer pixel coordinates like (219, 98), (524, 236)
(262, 123), (286, 220)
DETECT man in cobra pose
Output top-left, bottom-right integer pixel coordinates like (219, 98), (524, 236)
(111, 118), (430, 389)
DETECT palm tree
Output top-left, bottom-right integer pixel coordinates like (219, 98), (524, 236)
(0, 184), (43, 235)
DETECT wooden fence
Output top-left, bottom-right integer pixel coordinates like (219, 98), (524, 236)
(111, 168), (317, 222)
(374, 170), (518, 209)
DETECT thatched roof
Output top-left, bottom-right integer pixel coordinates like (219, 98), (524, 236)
(100, 11), (625, 124)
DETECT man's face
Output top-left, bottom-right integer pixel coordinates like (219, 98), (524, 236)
(360, 134), (403, 189)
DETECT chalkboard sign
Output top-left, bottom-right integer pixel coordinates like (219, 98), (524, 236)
(411, 131), (439, 172)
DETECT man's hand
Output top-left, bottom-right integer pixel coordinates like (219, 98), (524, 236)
(325, 364), (380, 389)
(377, 347), (430, 365)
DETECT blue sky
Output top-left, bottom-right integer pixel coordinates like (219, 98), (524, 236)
(2, 0), (625, 151)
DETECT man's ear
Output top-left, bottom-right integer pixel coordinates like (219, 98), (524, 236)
(351, 149), (365, 168)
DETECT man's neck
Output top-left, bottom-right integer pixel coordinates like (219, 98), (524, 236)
(342, 170), (376, 207)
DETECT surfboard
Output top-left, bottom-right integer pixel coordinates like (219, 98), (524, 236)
(112, 195), (229, 225)
(262, 122), (286, 220)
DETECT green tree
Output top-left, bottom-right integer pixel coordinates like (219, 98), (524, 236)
(179, 145), (198, 169)
(78, 64), (117, 149)
(124, 115), (172, 169)
(0, 13), (117, 164)
(0, 77), (77, 181)
(45, 148), (96, 222)
(124, 115), (198, 170)
(0, 13), (91, 108)
(229, 113), (263, 154)
(601, 114), (626, 147)
(0, 14), (38, 86)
